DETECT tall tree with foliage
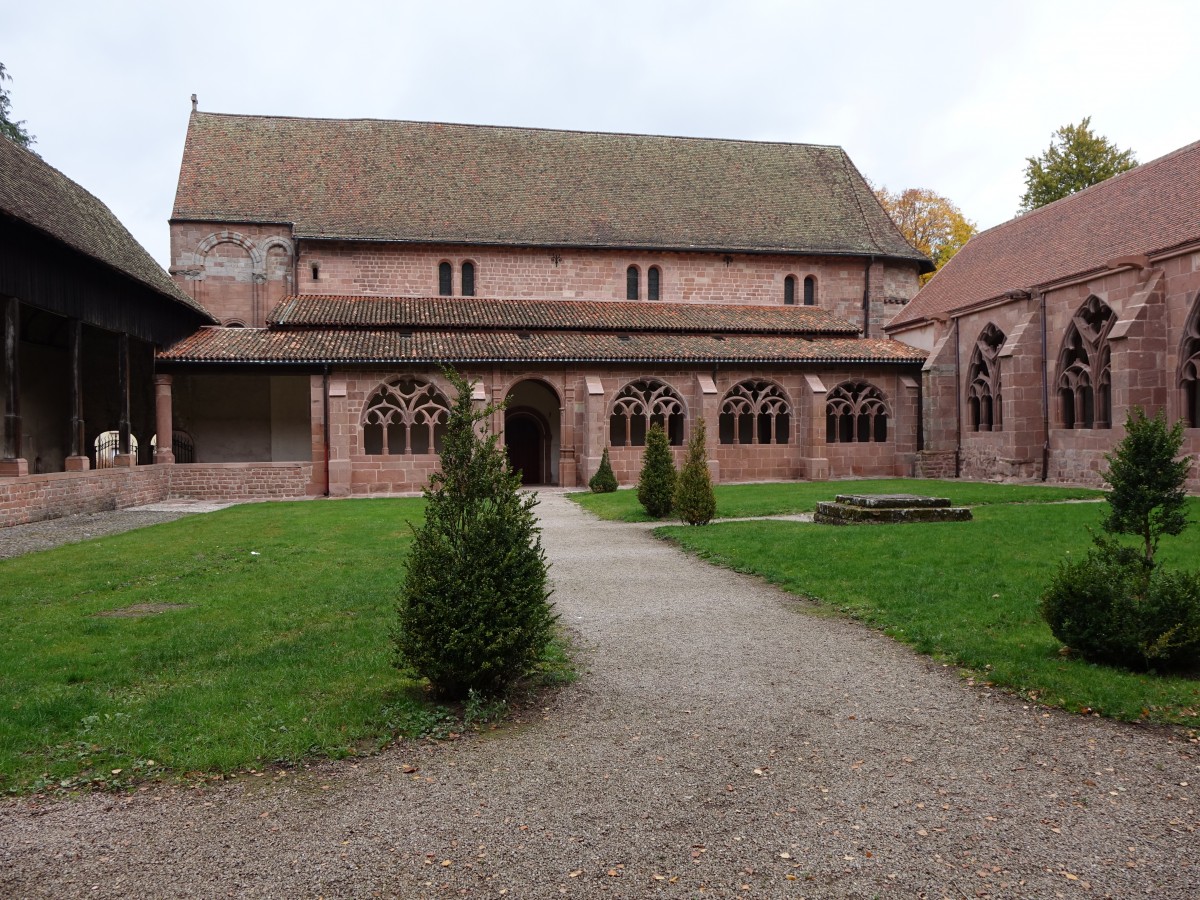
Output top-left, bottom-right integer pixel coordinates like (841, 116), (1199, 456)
(395, 368), (556, 699)
(674, 418), (716, 525)
(1019, 117), (1136, 212)
(0, 63), (35, 149)
(872, 186), (975, 284)
(1100, 407), (1190, 570)
(636, 422), (676, 518)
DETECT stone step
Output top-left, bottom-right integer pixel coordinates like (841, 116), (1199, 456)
(833, 493), (952, 509)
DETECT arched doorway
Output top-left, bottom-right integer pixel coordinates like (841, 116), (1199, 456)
(505, 410), (547, 484)
(504, 380), (561, 485)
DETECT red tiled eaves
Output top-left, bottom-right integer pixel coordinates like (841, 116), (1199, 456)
(173, 112), (930, 269)
(889, 139), (1200, 330)
(268, 295), (861, 335)
(159, 327), (927, 366)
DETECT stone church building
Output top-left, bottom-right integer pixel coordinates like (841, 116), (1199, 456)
(887, 139), (1200, 493)
(153, 109), (931, 500)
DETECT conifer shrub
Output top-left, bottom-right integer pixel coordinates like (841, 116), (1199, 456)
(674, 418), (716, 525)
(1040, 407), (1200, 671)
(588, 446), (618, 493)
(394, 368), (556, 699)
(636, 422), (677, 518)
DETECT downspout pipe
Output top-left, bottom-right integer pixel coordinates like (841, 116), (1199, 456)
(322, 365), (331, 498)
(862, 256), (875, 337)
(1040, 291), (1050, 481)
(953, 317), (962, 477)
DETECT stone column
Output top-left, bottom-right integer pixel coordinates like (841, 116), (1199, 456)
(154, 374), (175, 464)
(800, 374), (830, 480)
(558, 378), (577, 488)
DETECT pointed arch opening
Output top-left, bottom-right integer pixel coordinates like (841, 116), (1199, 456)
(967, 323), (1005, 432)
(609, 379), (685, 446)
(719, 380), (792, 445)
(362, 378), (451, 455)
(825, 382), (889, 443)
(1179, 295), (1200, 428)
(1057, 296), (1114, 429)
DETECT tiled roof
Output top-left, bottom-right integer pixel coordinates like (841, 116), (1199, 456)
(173, 112), (930, 269)
(888, 139), (1200, 329)
(0, 137), (212, 319)
(160, 327), (927, 366)
(268, 294), (861, 335)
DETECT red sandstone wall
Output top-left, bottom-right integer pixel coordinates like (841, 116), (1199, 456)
(170, 223), (295, 326)
(165, 463), (314, 500)
(0, 467), (168, 528)
(0, 463), (316, 529)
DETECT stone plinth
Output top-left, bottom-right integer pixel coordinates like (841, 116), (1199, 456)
(814, 493), (972, 525)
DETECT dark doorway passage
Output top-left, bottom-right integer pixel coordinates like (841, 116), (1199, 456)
(505, 411), (545, 484)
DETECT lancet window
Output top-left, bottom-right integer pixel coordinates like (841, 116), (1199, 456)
(1057, 295), (1114, 429)
(362, 378), (451, 455)
(825, 382), (889, 443)
(609, 379), (685, 446)
(967, 323), (1005, 432)
(1181, 296), (1200, 428)
(719, 380), (792, 445)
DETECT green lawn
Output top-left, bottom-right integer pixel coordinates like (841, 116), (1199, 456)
(658, 498), (1200, 727)
(0, 499), (451, 794)
(571, 478), (1103, 522)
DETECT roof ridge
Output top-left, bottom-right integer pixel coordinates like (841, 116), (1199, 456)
(189, 109), (847, 151)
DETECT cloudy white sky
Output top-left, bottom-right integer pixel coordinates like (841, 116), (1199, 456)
(4, 1), (1198, 268)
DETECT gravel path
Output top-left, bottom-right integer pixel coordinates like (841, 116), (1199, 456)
(2, 493), (1197, 898)
(0, 501), (237, 560)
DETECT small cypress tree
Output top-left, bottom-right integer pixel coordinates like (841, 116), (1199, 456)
(637, 421), (677, 518)
(674, 418), (716, 525)
(1100, 407), (1190, 570)
(588, 446), (618, 493)
(395, 368), (556, 699)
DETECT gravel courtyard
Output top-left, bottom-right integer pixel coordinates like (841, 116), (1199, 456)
(1, 492), (1197, 898)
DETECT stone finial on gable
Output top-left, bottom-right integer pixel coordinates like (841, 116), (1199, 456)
(191, 94), (198, 112)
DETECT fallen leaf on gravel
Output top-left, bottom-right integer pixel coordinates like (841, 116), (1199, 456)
(568, 870), (582, 878)
(402, 765), (418, 774)
(606, 869), (620, 877)
(1061, 872), (1078, 880)
(779, 852), (792, 859)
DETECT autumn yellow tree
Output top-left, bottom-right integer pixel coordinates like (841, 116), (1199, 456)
(873, 186), (976, 284)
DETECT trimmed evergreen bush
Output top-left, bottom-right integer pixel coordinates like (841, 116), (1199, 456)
(674, 418), (716, 525)
(394, 368), (556, 699)
(636, 422), (676, 518)
(1040, 406), (1199, 671)
(588, 446), (618, 493)
(1041, 551), (1200, 670)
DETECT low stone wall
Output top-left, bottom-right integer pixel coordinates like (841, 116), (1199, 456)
(167, 463), (316, 500)
(0, 462), (316, 528)
(0, 467), (169, 528)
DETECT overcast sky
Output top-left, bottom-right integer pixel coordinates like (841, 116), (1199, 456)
(4, 1), (1198, 269)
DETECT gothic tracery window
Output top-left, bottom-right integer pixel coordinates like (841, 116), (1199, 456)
(967, 323), (1005, 432)
(609, 379), (685, 446)
(825, 382), (889, 443)
(362, 378), (451, 455)
(719, 380), (792, 445)
(1181, 295), (1200, 428)
(1057, 296), (1114, 429)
